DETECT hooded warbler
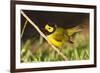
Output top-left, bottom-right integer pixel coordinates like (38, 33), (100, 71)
(45, 23), (82, 48)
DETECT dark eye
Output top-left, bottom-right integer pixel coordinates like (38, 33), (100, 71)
(48, 28), (51, 29)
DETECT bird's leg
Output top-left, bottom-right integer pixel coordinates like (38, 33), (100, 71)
(68, 36), (74, 44)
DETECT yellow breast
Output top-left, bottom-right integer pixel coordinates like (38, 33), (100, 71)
(47, 28), (66, 48)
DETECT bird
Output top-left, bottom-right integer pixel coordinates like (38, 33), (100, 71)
(44, 23), (82, 48)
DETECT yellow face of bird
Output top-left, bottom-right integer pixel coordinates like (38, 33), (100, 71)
(45, 24), (54, 33)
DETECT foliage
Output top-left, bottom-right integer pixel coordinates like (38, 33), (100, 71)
(21, 33), (89, 62)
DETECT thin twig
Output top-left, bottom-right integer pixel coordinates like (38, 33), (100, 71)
(21, 10), (68, 61)
(21, 20), (28, 38)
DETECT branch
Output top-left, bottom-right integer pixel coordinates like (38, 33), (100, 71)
(21, 10), (68, 61)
